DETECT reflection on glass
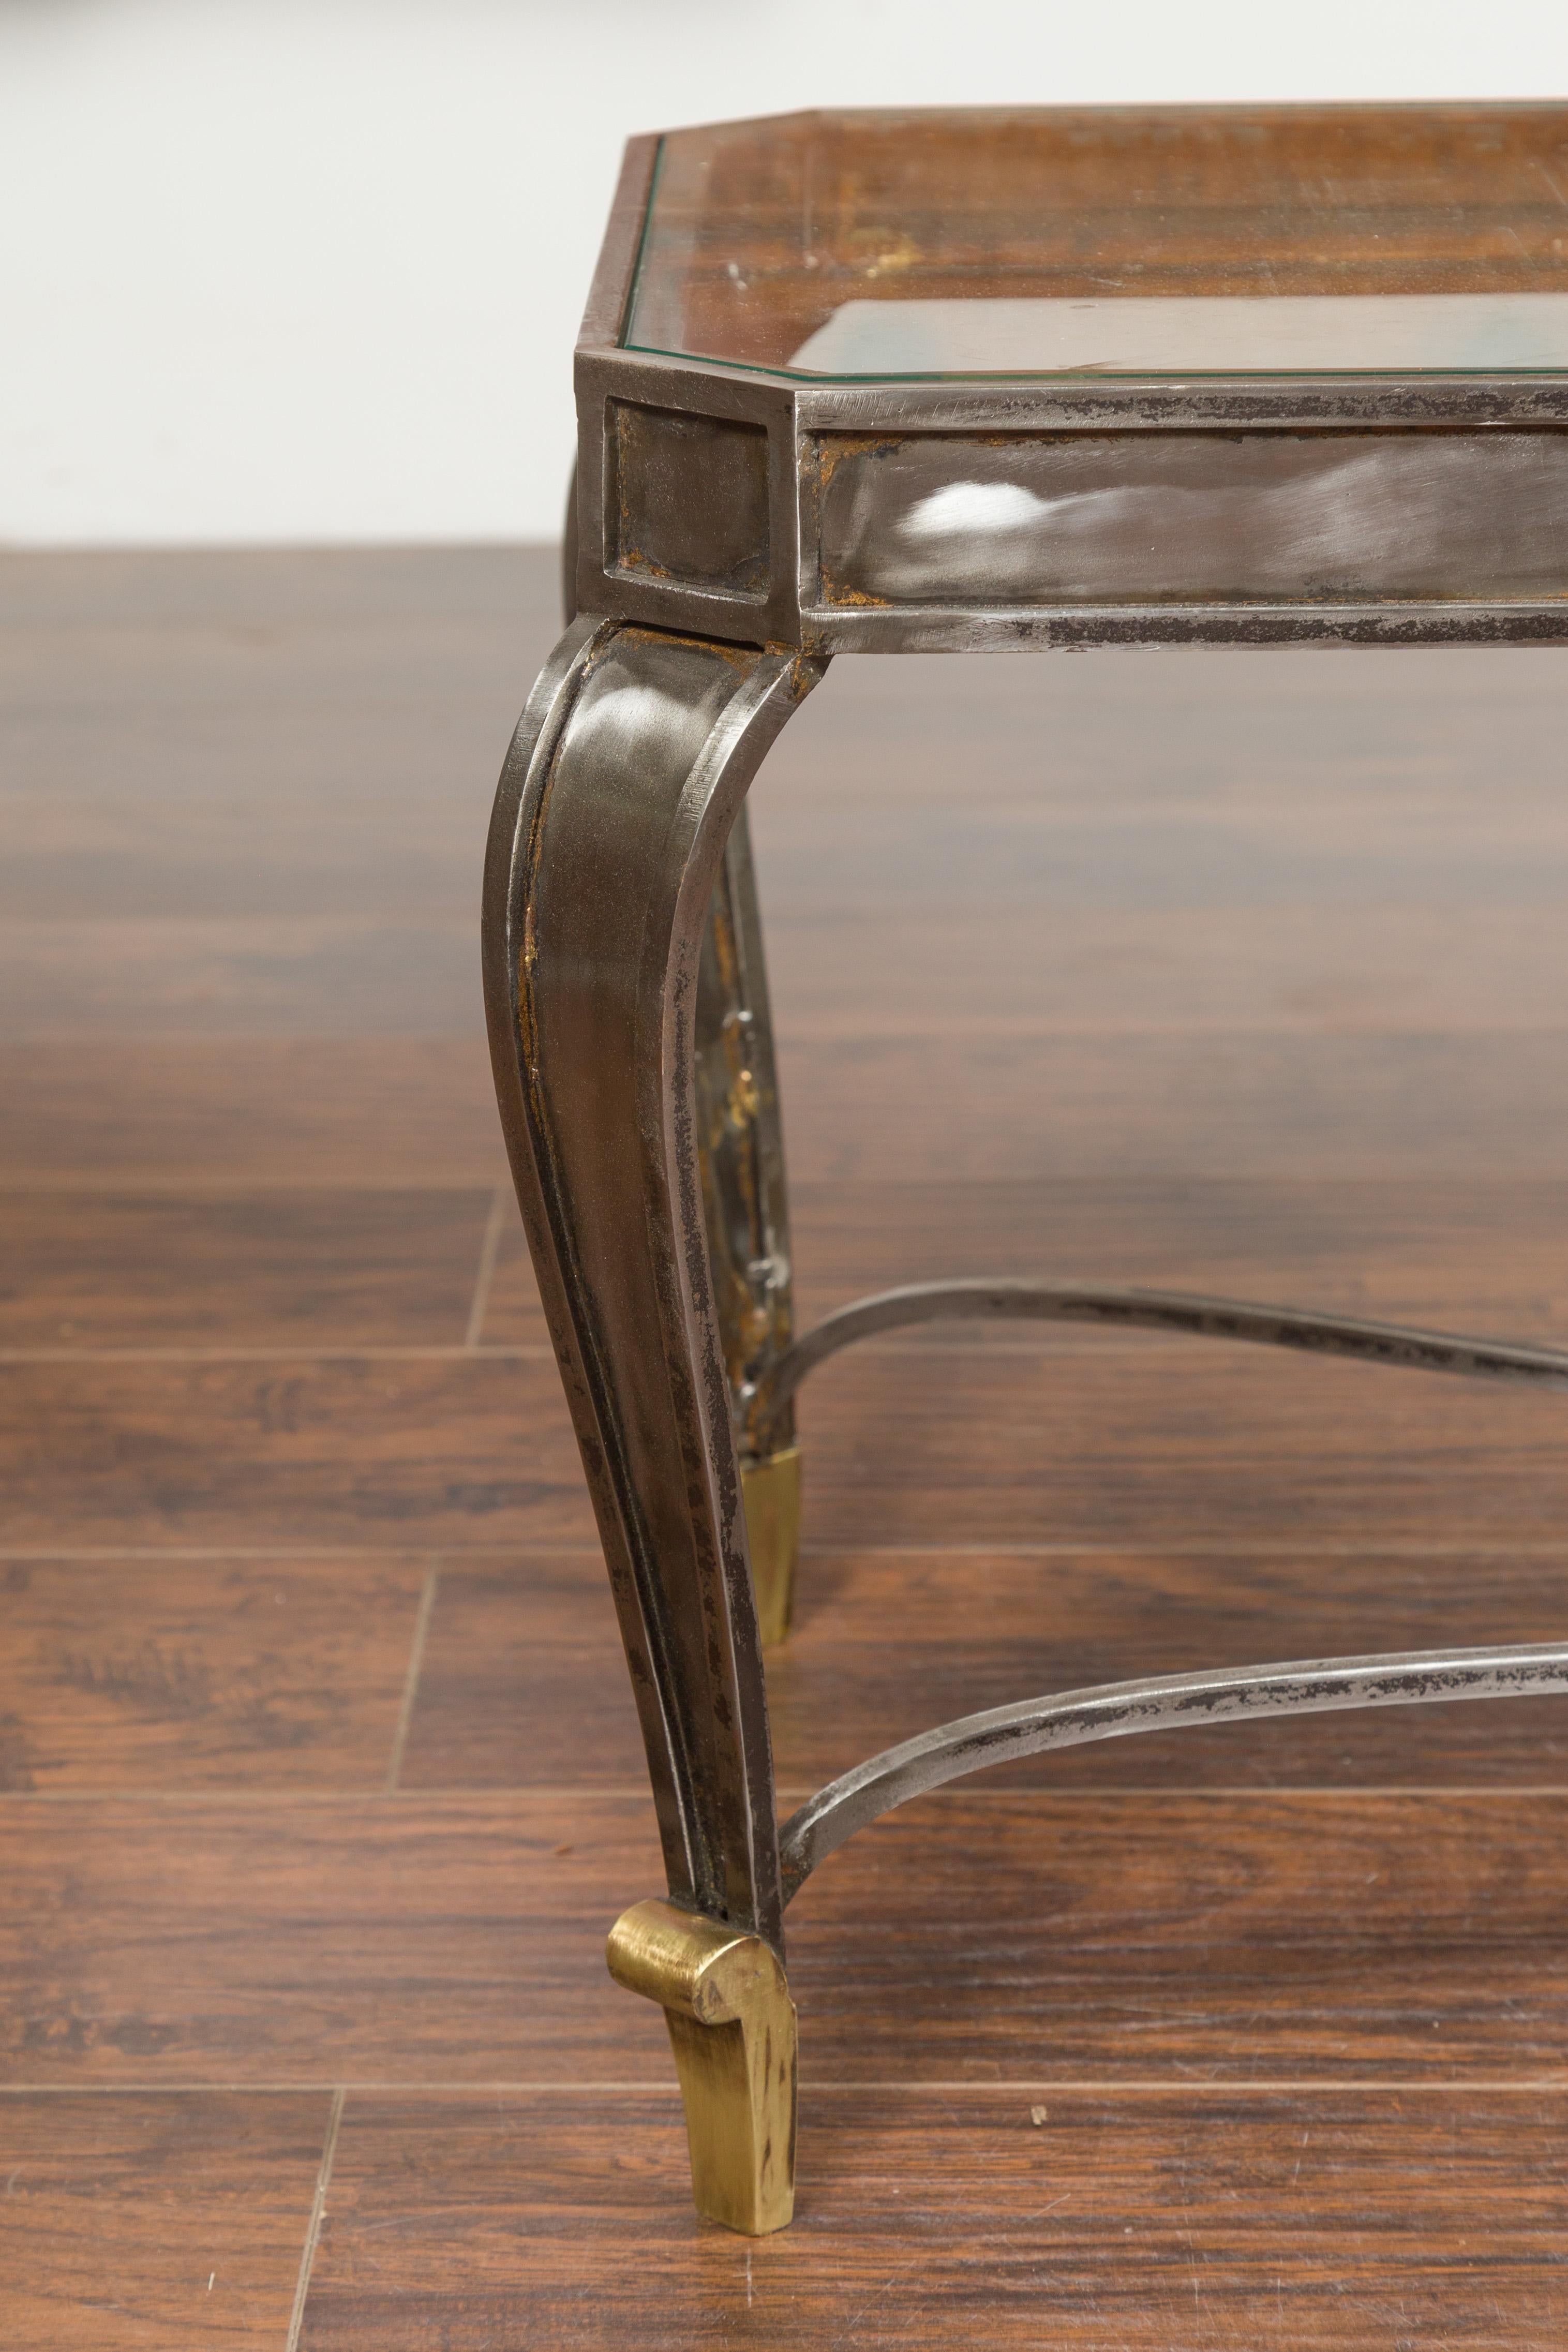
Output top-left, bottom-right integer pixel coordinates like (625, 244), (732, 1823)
(789, 294), (1568, 377)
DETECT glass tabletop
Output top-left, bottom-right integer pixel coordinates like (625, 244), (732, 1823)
(620, 107), (1568, 380)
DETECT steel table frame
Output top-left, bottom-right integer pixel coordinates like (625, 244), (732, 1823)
(483, 109), (1568, 2235)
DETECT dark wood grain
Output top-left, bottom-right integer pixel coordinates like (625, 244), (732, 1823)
(750, 636), (1568, 813)
(771, 1544), (1568, 1790)
(0, 1793), (665, 2083)
(36, 900), (1568, 1041)
(19, 892), (1568, 1045)
(761, 905), (1568, 1035)
(0, 1042), (507, 1192)
(766, 1030), (1568, 1183)
(0, 2092), (330, 2350)
(14, 1031), (1568, 1192)
(0, 1555), (426, 1791)
(9, 546), (1568, 2342)
(0, 1355), (584, 1549)
(401, 1545), (1568, 1793)
(792, 1341), (1568, 1547)
(302, 2087), (1568, 2351)
(486, 1173), (1568, 1347)
(15, 1340), (1568, 1551)
(0, 547), (558, 926)
(6, 1790), (1568, 2087)
(0, 1191), (494, 1347)
(400, 1553), (646, 1789)
(785, 1789), (1568, 2084)
(0, 916), (486, 1038)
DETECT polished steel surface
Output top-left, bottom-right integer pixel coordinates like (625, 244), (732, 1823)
(561, 467), (803, 1629)
(483, 617), (824, 1951)
(573, 352), (1568, 652)
(815, 429), (1568, 609)
(778, 1645), (1568, 1901)
(744, 1279), (1568, 1456)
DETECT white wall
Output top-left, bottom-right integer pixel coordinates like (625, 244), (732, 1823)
(3, 0), (1565, 545)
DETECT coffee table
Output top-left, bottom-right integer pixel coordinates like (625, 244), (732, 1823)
(482, 105), (1568, 2234)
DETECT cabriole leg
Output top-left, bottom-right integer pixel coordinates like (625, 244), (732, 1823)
(568, 459), (804, 1644)
(482, 618), (825, 2227)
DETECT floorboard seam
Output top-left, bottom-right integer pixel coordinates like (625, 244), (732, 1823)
(3, 1784), (1565, 1804)
(0, 1344), (554, 1363)
(12, 1336), (1560, 1364)
(463, 1183), (510, 1350)
(3, 2078), (1566, 2096)
(10, 1540), (1568, 1561)
(286, 2085), (344, 2352)
(384, 1561), (441, 1794)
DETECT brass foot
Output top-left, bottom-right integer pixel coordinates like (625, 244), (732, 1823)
(741, 1445), (801, 1647)
(607, 1897), (797, 2235)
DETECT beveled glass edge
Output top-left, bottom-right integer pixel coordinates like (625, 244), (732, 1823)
(585, 338), (1568, 415)
(580, 133), (663, 352)
(618, 136), (667, 349)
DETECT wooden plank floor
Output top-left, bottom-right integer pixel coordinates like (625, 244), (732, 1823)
(4, 547), (1568, 2345)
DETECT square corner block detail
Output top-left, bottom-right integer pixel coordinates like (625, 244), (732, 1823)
(608, 403), (772, 600)
(811, 430), (1568, 608)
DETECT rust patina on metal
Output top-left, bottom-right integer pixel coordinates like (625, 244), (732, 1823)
(485, 106), (1568, 2235)
(777, 1644), (1568, 1901)
(742, 1279), (1568, 1455)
